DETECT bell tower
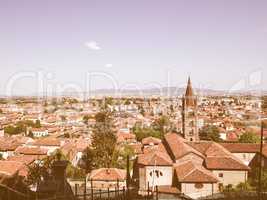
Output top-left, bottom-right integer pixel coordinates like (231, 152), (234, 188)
(182, 77), (199, 142)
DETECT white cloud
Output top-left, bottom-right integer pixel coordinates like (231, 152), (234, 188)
(85, 41), (101, 50)
(105, 63), (113, 68)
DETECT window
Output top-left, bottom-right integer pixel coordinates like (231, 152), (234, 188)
(149, 170), (163, 178)
(218, 173), (223, 178)
(195, 183), (204, 189)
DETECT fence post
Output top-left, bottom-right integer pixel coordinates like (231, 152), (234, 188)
(108, 187), (110, 200)
(147, 182), (150, 199)
(123, 186), (125, 200)
(84, 178), (87, 200)
(99, 189), (102, 199)
(156, 185), (158, 200)
(74, 184), (77, 197)
(90, 179), (94, 200)
(7, 188), (10, 200)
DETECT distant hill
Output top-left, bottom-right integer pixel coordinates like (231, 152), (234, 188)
(1, 87), (266, 98)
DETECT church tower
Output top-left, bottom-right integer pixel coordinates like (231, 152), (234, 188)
(182, 77), (199, 142)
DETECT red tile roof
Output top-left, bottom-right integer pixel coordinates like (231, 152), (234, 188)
(205, 157), (249, 170)
(138, 151), (172, 166)
(88, 168), (126, 181)
(15, 146), (48, 155)
(0, 161), (25, 177)
(219, 143), (261, 153)
(0, 138), (20, 151)
(164, 133), (204, 160)
(187, 142), (249, 170)
(7, 155), (37, 165)
(31, 138), (61, 147)
(174, 161), (218, 183)
(142, 137), (161, 146)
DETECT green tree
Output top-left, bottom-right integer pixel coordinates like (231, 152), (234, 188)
(26, 151), (64, 185)
(199, 125), (222, 142)
(235, 181), (252, 192)
(103, 97), (114, 109)
(239, 132), (260, 143)
(35, 120), (41, 128)
(91, 111), (117, 168)
(124, 99), (131, 105)
(60, 115), (66, 122)
(133, 123), (161, 141)
(79, 147), (95, 173)
(152, 115), (170, 137)
(138, 105), (145, 116)
(83, 115), (89, 125)
(112, 145), (135, 170)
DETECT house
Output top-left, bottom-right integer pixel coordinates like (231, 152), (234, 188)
(0, 137), (20, 159)
(220, 143), (260, 165)
(87, 168), (126, 189)
(249, 145), (267, 177)
(117, 132), (136, 144)
(28, 138), (61, 154)
(30, 128), (49, 138)
(0, 160), (28, 182)
(142, 137), (161, 147)
(15, 146), (48, 157)
(135, 133), (249, 199)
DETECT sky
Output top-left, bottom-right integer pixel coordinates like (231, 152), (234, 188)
(0, 0), (267, 96)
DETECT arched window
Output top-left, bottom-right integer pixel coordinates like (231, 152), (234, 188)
(195, 183), (204, 189)
(149, 170), (163, 178)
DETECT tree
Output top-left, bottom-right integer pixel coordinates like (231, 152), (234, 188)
(235, 181), (252, 192)
(66, 165), (85, 179)
(138, 105), (145, 116)
(112, 145), (135, 170)
(91, 111), (117, 168)
(152, 115), (170, 137)
(263, 96), (267, 113)
(26, 150), (67, 185)
(239, 132), (260, 143)
(79, 147), (95, 173)
(35, 120), (41, 128)
(170, 105), (174, 113)
(133, 123), (162, 141)
(199, 125), (222, 142)
(60, 115), (66, 122)
(83, 115), (90, 125)
(124, 99), (131, 105)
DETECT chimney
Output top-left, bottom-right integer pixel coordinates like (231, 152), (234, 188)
(52, 160), (69, 182)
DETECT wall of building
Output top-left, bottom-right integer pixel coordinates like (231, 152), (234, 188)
(212, 170), (247, 186)
(233, 153), (256, 166)
(139, 166), (173, 191)
(181, 183), (216, 199)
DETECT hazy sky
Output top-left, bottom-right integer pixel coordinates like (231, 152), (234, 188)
(0, 0), (267, 95)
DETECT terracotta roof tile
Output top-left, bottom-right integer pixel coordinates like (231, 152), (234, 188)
(174, 161), (218, 183)
(15, 146), (48, 155)
(88, 168), (126, 181)
(142, 137), (161, 146)
(164, 133), (204, 160)
(0, 161), (25, 177)
(138, 151), (172, 166)
(220, 143), (261, 153)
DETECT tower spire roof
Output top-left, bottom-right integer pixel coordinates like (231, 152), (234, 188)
(185, 76), (194, 97)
